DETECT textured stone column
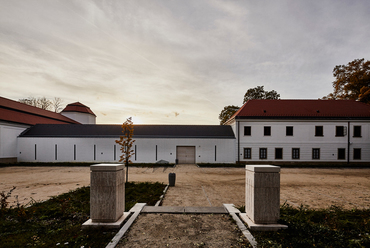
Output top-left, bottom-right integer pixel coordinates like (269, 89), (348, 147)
(90, 164), (125, 223)
(245, 165), (280, 224)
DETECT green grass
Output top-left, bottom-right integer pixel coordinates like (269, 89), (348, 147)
(0, 182), (166, 247)
(242, 204), (370, 247)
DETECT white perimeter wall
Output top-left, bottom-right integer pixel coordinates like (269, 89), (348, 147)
(17, 137), (235, 163)
(235, 120), (370, 163)
(0, 122), (29, 159)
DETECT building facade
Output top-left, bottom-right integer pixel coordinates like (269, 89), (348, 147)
(227, 99), (370, 164)
(1, 96), (370, 164)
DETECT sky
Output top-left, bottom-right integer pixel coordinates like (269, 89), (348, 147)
(1, 0), (370, 125)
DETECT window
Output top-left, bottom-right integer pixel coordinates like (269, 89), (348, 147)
(292, 148), (300, 159)
(353, 148), (361, 160)
(312, 148), (320, 159)
(336, 126), (345, 137)
(264, 126), (271, 136)
(275, 148), (283, 159)
(244, 148), (252, 159)
(55, 144), (58, 161)
(315, 126), (323, 136)
(286, 126), (293, 136)
(114, 145), (117, 161)
(259, 148), (267, 159)
(338, 148), (346, 160)
(74, 145), (76, 161)
(353, 126), (361, 137)
(244, 126), (251, 136)
(94, 145), (96, 160)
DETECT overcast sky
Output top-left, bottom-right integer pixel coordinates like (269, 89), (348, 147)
(1, 0), (370, 124)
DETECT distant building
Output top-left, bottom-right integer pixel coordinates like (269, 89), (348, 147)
(1, 96), (370, 164)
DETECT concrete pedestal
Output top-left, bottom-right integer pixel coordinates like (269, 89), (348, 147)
(245, 165), (280, 224)
(82, 163), (127, 229)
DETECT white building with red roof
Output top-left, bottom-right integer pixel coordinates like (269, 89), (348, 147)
(1, 96), (370, 164)
(226, 99), (370, 164)
(0, 97), (95, 162)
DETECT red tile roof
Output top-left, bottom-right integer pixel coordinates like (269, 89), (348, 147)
(0, 96), (81, 125)
(61, 102), (96, 116)
(230, 99), (370, 120)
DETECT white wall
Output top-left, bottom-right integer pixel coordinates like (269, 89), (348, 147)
(17, 137), (235, 163)
(61, 112), (96, 124)
(235, 119), (370, 163)
(0, 122), (29, 160)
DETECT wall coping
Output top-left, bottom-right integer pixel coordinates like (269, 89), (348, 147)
(246, 165), (280, 173)
(91, 163), (124, 172)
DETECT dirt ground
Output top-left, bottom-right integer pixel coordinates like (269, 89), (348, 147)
(1, 165), (369, 247)
(1, 164), (369, 209)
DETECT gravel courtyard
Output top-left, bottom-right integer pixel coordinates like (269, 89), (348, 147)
(1, 164), (369, 209)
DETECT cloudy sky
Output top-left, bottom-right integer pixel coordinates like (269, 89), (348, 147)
(1, 0), (370, 124)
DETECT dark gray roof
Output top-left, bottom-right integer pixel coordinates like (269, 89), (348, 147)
(19, 124), (235, 139)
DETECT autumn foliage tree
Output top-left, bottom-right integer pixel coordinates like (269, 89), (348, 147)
(115, 117), (135, 182)
(324, 58), (370, 104)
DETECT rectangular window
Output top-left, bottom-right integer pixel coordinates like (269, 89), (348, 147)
(275, 148), (283, 159)
(264, 126), (271, 136)
(94, 145), (96, 160)
(74, 145), (76, 161)
(338, 148), (346, 160)
(336, 126), (345, 137)
(244, 126), (251, 136)
(215, 146), (217, 161)
(286, 126), (293, 136)
(114, 145), (116, 161)
(55, 144), (58, 161)
(135, 145), (137, 161)
(292, 148), (300, 159)
(353, 148), (361, 160)
(156, 145), (158, 161)
(244, 148), (251, 159)
(312, 148), (320, 159)
(315, 126), (323, 136)
(34, 144), (37, 160)
(259, 148), (267, 159)
(353, 126), (361, 137)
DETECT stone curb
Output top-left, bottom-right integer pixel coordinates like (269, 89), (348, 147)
(105, 203), (146, 248)
(155, 184), (169, 206)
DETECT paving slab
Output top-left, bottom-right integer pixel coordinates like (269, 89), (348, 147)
(141, 206), (227, 214)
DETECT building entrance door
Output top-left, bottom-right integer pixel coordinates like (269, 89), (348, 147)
(176, 146), (196, 164)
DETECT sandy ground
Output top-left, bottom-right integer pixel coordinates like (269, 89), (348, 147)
(1, 164), (369, 209)
(116, 213), (251, 248)
(1, 165), (369, 247)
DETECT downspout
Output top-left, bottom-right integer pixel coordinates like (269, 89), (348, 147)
(347, 121), (350, 164)
(237, 120), (240, 164)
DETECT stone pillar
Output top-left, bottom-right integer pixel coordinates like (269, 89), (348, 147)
(245, 165), (280, 224)
(90, 163), (125, 223)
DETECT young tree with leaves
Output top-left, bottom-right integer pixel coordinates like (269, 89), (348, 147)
(324, 58), (370, 103)
(115, 117), (135, 182)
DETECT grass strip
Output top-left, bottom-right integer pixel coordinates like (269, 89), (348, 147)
(0, 182), (166, 247)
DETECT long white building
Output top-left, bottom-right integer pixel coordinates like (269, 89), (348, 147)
(1, 96), (370, 165)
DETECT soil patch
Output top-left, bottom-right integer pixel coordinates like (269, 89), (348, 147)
(116, 213), (251, 248)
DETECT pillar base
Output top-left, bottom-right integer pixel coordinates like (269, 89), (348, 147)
(239, 213), (288, 232)
(82, 212), (130, 229)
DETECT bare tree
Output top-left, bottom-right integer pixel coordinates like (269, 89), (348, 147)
(19, 97), (63, 112)
(52, 97), (63, 113)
